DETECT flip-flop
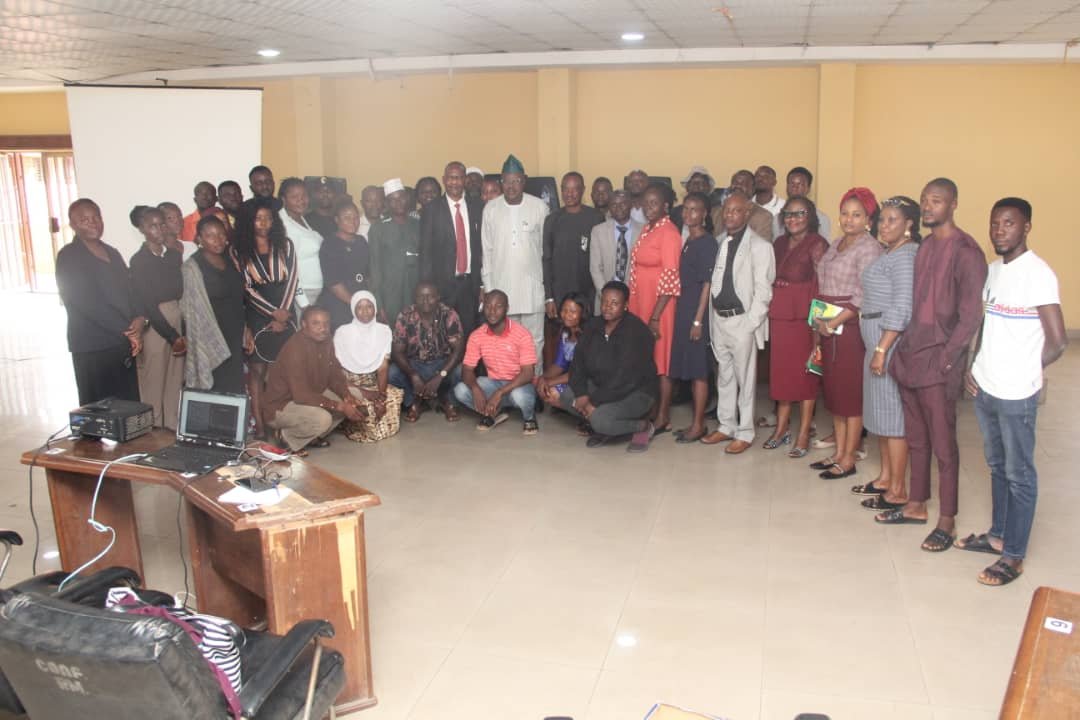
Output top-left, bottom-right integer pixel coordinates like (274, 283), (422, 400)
(787, 446), (808, 459)
(653, 424), (672, 437)
(861, 495), (906, 511)
(956, 533), (1002, 556)
(874, 509), (928, 525)
(675, 430), (706, 444)
(978, 559), (1022, 587)
(820, 463), (856, 479)
(851, 482), (886, 496)
(809, 457), (836, 470)
(921, 528), (955, 553)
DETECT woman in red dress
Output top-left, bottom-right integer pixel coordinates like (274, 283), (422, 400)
(765, 196), (829, 457)
(628, 184), (681, 432)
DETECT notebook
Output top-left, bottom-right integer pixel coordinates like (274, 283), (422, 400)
(134, 389), (249, 475)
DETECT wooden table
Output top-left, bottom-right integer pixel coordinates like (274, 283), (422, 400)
(1002, 586), (1080, 718)
(21, 429), (381, 714)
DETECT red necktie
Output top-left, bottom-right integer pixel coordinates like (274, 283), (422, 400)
(454, 202), (468, 274)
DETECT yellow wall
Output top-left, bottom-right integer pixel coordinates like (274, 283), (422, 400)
(324, 71), (538, 192)
(0, 91), (70, 135)
(575, 66), (820, 193)
(4, 63), (1079, 325)
(853, 63), (1080, 326)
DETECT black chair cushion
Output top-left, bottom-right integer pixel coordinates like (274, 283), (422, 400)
(239, 630), (345, 720)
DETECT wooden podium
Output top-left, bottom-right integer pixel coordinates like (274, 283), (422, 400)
(21, 429), (380, 714)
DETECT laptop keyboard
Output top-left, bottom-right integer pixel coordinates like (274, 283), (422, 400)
(140, 444), (240, 473)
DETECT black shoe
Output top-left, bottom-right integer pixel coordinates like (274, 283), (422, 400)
(586, 434), (610, 448)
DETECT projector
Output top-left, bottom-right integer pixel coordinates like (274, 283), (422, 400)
(69, 398), (155, 442)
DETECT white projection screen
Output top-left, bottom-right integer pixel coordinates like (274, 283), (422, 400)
(66, 85), (262, 260)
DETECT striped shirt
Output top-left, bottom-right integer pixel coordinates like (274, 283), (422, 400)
(463, 319), (537, 381)
(232, 239), (299, 318)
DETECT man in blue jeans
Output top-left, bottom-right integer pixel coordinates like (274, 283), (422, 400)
(453, 289), (539, 435)
(389, 282), (465, 422)
(959, 197), (1067, 586)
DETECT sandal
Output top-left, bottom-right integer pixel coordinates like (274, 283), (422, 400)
(292, 448), (309, 458)
(787, 446), (808, 459)
(442, 403), (460, 423)
(956, 533), (1002, 556)
(978, 559), (1022, 587)
(652, 424), (671, 437)
(921, 528), (955, 553)
(850, 482), (886, 497)
(861, 495), (906, 511)
(675, 428), (707, 444)
(308, 437), (331, 449)
(754, 414), (777, 429)
(809, 457), (836, 470)
(820, 463), (856, 479)
(762, 432), (791, 450)
(403, 405), (420, 423)
(576, 420), (592, 437)
(874, 509), (928, 525)
(812, 437), (836, 449)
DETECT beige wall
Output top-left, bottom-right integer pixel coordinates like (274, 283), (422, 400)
(575, 66), (820, 194)
(852, 63), (1080, 327)
(0, 91), (70, 135)
(4, 62), (1078, 325)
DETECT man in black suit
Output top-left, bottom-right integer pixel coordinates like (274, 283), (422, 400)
(419, 161), (484, 334)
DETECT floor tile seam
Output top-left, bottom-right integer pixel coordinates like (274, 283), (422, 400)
(584, 474), (668, 715)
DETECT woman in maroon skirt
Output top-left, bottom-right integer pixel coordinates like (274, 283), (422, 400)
(810, 187), (883, 479)
(765, 196), (829, 457)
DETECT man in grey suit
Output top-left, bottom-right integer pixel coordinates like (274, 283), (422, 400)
(700, 191), (776, 453)
(589, 190), (642, 312)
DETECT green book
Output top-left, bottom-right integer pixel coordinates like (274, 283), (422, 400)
(807, 298), (844, 335)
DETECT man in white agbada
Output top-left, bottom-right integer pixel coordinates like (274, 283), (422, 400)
(480, 153), (549, 371)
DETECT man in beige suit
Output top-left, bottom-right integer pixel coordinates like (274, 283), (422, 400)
(711, 170), (774, 243)
(589, 190), (642, 311)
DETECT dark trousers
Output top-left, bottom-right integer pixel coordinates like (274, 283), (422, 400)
(901, 378), (962, 517)
(445, 274), (479, 336)
(557, 385), (653, 437)
(72, 344), (140, 406)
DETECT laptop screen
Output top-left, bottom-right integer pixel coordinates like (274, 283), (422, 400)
(177, 389), (248, 447)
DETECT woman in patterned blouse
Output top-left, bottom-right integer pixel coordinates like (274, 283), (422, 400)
(628, 183), (682, 433)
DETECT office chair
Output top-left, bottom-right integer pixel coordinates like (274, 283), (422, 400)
(0, 591), (345, 720)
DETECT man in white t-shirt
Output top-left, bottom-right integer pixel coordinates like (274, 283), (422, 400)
(958, 197), (1067, 587)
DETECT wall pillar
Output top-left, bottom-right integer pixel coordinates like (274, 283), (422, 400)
(291, 77), (325, 176)
(816, 63), (856, 212)
(536, 68), (576, 179)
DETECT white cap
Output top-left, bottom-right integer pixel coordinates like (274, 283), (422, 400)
(382, 177), (405, 195)
(680, 165), (716, 190)
(465, 166), (484, 176)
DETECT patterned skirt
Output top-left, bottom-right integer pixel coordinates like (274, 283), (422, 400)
(343, 370), (404, 443)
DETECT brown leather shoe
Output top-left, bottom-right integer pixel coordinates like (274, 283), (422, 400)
(725, 439), (752, 454)
(700, 430), (734, 445)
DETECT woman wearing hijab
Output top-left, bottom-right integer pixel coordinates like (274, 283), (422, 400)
(334, 290), (404, 442)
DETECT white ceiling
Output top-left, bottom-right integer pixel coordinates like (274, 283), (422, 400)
(1, 0), (1079, 84)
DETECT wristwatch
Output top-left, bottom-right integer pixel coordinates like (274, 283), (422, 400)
(692, 320), (702, 327)
(439, 369), (448, 377)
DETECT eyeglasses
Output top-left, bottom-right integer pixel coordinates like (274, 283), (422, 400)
(881, 197), (914, 208)
(780, 210), (808, 219)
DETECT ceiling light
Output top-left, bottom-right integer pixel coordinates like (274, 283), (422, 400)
(257, 48), (281, 58)
(621, 32), (645, 42)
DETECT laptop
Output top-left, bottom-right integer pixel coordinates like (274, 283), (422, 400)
(135, 389), (249, 475)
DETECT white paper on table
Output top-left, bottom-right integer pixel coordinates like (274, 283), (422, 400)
(218, 484), (292, 507)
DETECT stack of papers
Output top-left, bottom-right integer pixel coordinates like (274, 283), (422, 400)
(218, 485), (292, 507)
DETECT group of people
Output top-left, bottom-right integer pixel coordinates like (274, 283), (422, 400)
(55, 155), (1066, 586)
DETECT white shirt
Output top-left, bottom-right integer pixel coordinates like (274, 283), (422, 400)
(446, 194), (472, 272)
(972, 250), (1059, 400)
(357, 215), (372, 240)
(630, 205), (646, 225)
(280, 210), (324, 292)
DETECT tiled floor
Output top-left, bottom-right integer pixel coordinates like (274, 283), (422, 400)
(2, 291), (1077, 720)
